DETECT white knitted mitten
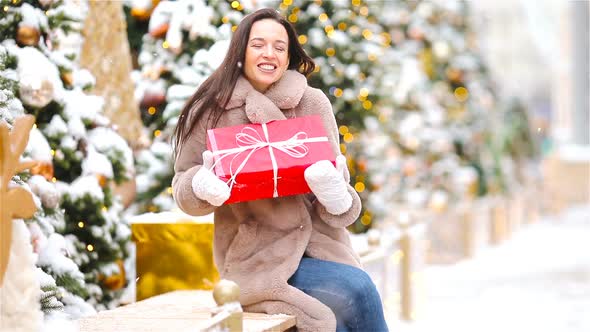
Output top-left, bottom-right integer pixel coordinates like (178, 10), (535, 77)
(192, 150), (231, 206)
(304, 155), (352, 215)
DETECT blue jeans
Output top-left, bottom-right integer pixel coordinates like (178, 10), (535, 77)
(288, 257), (389, 332)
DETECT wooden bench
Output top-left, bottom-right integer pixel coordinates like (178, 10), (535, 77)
(77, 288), (296, 332)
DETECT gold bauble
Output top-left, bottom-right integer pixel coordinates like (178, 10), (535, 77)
(131, 8), (151, 21)
(213, 279), (240, 305)
(30, 161), (54, 181)
(357, 159), (367, 173)
(61, 71), (74, 87)
(131, 0), (160, 21)
(149, 23), (169, 39)
(16, 26), (40, 47)
(102, 259), (126, 291)
(96, 174), (108, 188)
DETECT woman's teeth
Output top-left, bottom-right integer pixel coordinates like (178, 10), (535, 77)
(259, 64), (275, 71)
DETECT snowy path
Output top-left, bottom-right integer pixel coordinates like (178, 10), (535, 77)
(389, 204), (590, 332)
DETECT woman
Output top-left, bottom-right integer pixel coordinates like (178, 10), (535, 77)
(172, 8), (388, 332)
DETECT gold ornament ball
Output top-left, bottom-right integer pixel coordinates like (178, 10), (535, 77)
(61, 71), (74, 87)
(213, 279), (240, 305)
(30, 161), (54, 181)
(102, 260), (126, 291)
(357, 159), (367, 172)
(96, 174), (108, 188)
(150, 23), (169, 39)
(131, 7), (152, 21)
(17, 26), (40, 47)
(19, 77), (54, 108)
(131, 0), (161, 20)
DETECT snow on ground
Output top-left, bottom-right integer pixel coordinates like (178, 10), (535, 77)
(388, 204), (590, 332)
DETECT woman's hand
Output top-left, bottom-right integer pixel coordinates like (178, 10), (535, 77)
(191, 151), (231, 206)
(304, 155), (353, 215)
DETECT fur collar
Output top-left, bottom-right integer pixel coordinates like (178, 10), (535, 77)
(225, 70), (308, 124)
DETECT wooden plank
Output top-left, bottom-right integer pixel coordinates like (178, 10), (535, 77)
(136, 289), (216, 306)
(78, 313), (295, 332)
(243, 313), (296, 332)
(77, 290), (296, 332)
(78, 317), (212, 332)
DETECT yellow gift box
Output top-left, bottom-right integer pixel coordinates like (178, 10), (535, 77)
(131, 212), (219, 301)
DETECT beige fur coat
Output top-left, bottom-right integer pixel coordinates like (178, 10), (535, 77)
(172, 70), (362, 332)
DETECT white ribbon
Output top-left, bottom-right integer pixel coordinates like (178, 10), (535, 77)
(210, 123), (328, 197)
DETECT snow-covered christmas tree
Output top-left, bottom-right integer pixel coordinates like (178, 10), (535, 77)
(358, 0), (502, 221)
(1, 40), (94, 320)
(124, 0), (249, 213)
(1, 0), (134, 313)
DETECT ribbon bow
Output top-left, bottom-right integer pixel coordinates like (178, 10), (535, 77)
(211, 123), (328, 197)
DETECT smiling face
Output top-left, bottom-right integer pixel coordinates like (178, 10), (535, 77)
(243, 19), (290, 93)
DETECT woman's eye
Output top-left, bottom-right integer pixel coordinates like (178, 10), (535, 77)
(275, 47), (285, 52)
(252, 44), (263, 48)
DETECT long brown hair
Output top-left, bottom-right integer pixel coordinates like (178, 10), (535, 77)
(173, 8), (316, 157)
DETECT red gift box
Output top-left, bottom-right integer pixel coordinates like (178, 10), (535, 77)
(206, 115), (335, 204)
